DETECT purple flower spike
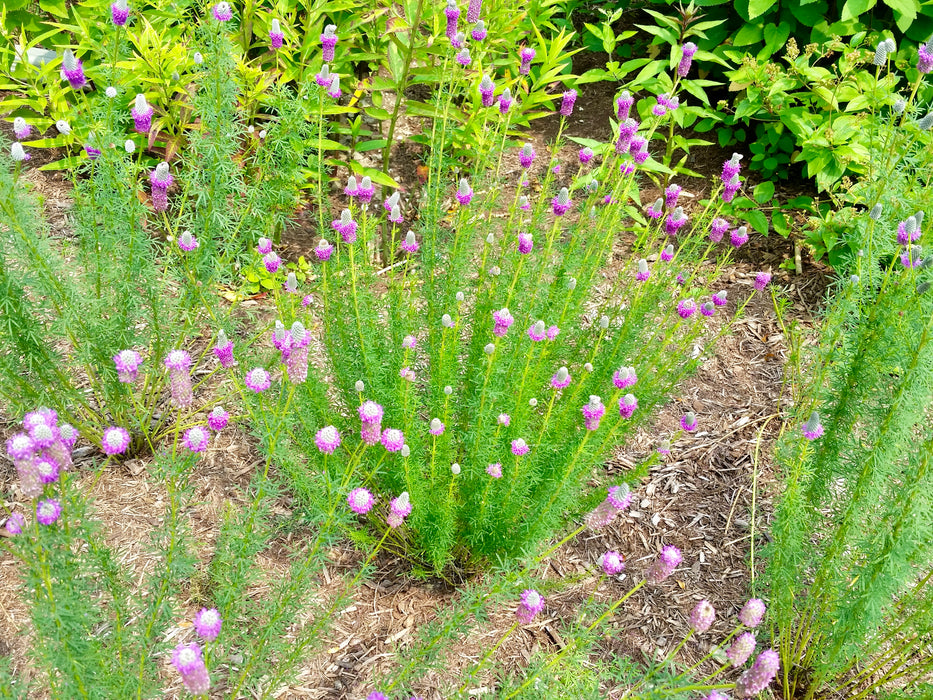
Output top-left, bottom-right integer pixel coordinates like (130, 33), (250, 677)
(516, 589), (545, 624)
(730, 226), (749, 248)
(131, 94), (153, 133)
(245, 367), (271, 393)
(332, 209), (358, 243)
(429, 418), (445, 436)
(113, 349), (143, 383)
(257, 237), (273, 255)
(616, 91), (633, 120)
(896, 216), (920, 245)
(315, 64), (333, 87)
(471, 19), (486, 41)
(528, 320), (546, 341)
(102, 426), (131, 456)
(582, 395), (606, 431)
(172, 643), (211, 696)
(212, 1), (232, 21)
(327, 75), (342, 100)
(511, 438), (529, 456)
(183, 426), (209, 453)
(61, 50), (86, 89)
(492, 307), (514, 337)
(387, 491), (412, 528)
(315, 238), (335, 261)
(645, 545), (682, 584)
(710, 217), (729, 243)
(618, 393), (638, 419)
(661, 244), (675, 262)
(901, 245), (923, 268)
(608, 485), (633, 510)
(613, 366), (637, 389)
(381, 428), (405, 452)
(680, 412), (698, 432)
(263, 251), (281, 274)
(451, 31), (466, 49)
(552, 187), (572, 216)
(269, 19), (284, 49)
(84, 144), (101, 160)
(208, 406), (229, 431)
(802, 411), (823, 440)
(677, 298), (697, 318)
(315, 426), (341, 454)
(560, 89), (577, 117)
(456, 47), (471, 66)
(486, 462), (502, 478)
(367, 693), (388, 700)
(498, 87), (513, 114)
(321, 25), (337, 62)
(920, 40), (933, 73)
(456, 178), (473, 205)
(519, 142), (535, 168)
(728, 631), (757, 667)
(701, 302), (716, 317)
(348, 487), (375, 514)
(712, 290), (728, 306)
(401, 231), (419, 253)
(358, 176), (375, 203)
(4, 513), (25, 535)
(194, 608), (222, 641)
(665, 207), (688, 236)
(722, 153), (743, 182)
(599, 550), (625, 575)
(467, 0), (482, 23)
(13, 117), (31, 141)
(444, 0), (460, 40)
(579, 146), (594, 164)
(518, 231), (534, 254)
(111, 0), (129, 25)
(498, 413), (511, 426)
(36, 499), (62, 526)
(519, 46), (535, 74)
(755, 271), (772, 291)
(546, 325), (559, 341)
(479, 75), (495, 107)
(734, 650), (780, 697)
(213, 330), (235, 368)
(723, 174), (742, 203)
(678, 42), (698, 77)
(177, 230), (199, 252)
(551, 366), (571, 389)
(635, 259), (651, 281)
(689, 600), (716, 633)
(665, 184), (682, 209)
(739, 598), (767, 628)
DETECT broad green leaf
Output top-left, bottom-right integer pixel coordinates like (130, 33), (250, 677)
(841, 0), (877, 20)
(772, 209), (791, 237)
(746, 209), (770, 235)
(347, 162), (400, 189)
(733, 22), (764, 46)
(753, 181), (776, 203)
(748, 0), (778, 20)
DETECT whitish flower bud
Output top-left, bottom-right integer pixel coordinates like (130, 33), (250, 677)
(400, 444), (410, 457)
(405, 230), (417, 247)
(873, 42), (890, 66)
(589, 206), (597, 219)
(390, 203), (402, 220)
(556, 187), (570, 205)
(885, 37), (896, 53)
(906, 216), (919, 235)
(518, 195), (528, 209)
(125, 139), (135, 153)
(529, 398), (538, 407)
(568, 277), (577, 289)
(918, 281), (931, 294)
(916, 210), (925, 226)
(584, 362), (593, 372)
(918, 112), (933, 130)
(484, 343), (495, 354)
(850, 275), (860, 283)
(486, 232), (495, 244)
(444, 385), (453, 394)
(10, 143), (26, 161)
(355, 380), (365, 392)
(586, 179), (599, 193)
(285, 272), (298, 292)
(532, 320), (546, 336)
(869, 203), (883, 220)
(442, 313), (454, 327)
(248, 125), (255, 133)
(893, 98), (906, 114)
(489, 265), (501, 276)
(259, 129), (267, 139)
(105, 86), (118, 98)
(451, 463), (460, 475)
(193, 51), (204, 65)
(599, 315), (609, 329)
(456, 291), (464, 302)
(56, 119), (71, 134)
(554, 367), (569, 383)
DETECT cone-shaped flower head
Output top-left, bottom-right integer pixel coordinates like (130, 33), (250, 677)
(381, 428), (405, 452)
(710, 217), (729, 243)
(270, 19), (284, 48)
(678, 41), (697, 76)
(178, 230), (199, 252)
(551, 366), (571, 389)
(102, 426), (131, 456)
(172, 642), (210, 695)
(401, 230), (419, 253)
(456, 47), (471, 66)
(613, 366), (638, 389)
(739, 598), (766, 628)
(665, 183), (682, 209)
(519, 142), (535, 168)
(327, 74), (342, 99)
(677, 298), (697, 318)
(208, 406), (229, 432)
(315, 63), (333, 87)
(61, 49), (86, 89)
(645, 545), (682, 583)
(665, 207), (688, 236)
(712, 290), (729, 306)
(456, 178), (473, 205)
(722, 153), (743, 181)
(689, 600), (716, 632)
(472, 19), (486, 41)
(314, 426), (341, 454)
(479, 75), (495, 106)
(519, 46), (535, 74)
(919, 39), (933, 73)
(56, 119), (71, 135)
(389, 203), (403, 224)
(6, 433), (35, 462)
(511, 438), (530, 456)
(37, 498), (62, 525)
(315, 238), (335, 261)
(498, 87), (513, 113)
(111, 0), (130, 25)
(701, 301), (716, 317)
(803, 411), (823, 439)
(734, 649), (780, 697)
(131, 93), (153, 133)
(213, 330), (235, 368)
(348, 487), (375, 514)
(183, 426), (209, 453)
(13, 117), (31, 140)
(486, 462), (502, 478)
(388, 491), (412, 528)
(560, 89), (577, 116)
(321, 24), (337, 61)
(616, 90), (634, 120)
(582, 395), (606, 430)
(599, 550), (625, 575)
(681, 412), (698, 431)
(731, 226), (749, 248)
(528, 320), (546, 341)
(4, 513), (25, 535)
(194, 608), (222, 641)
(516, 589), (545, 624)
(552, 187), (572, 216)
(635, 258), (651, 282)
(445, 0), (460, 40)
(113, 349), (142, 383)
(212, 1), (232, 21)
(618, 393), (638, 418)
(755, 271), (772, 291)
(245, 367), (271, 392)
(332, 208), (358, 243)
(727, 631), (757, 667)
(517, 231), (533, 254)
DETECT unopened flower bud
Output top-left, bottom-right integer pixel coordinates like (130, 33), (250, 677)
(355, 380), (365, 392)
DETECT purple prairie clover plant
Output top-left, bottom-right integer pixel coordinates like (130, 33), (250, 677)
(479, 75), (495, 107)
(492, 308), (513, 337)
(681, 412), (698, 432)
(36, 498), (62, 526)
(710, 218), (729, 243)
(212, 1), (232, 21)
(257, 237), (273, 255)
(560, 89), (577, 117)
(360, 400), (385, 445)
(689, 600), (716, 633)
(35, 458), (59, 484)
(498, 413), (511, 426)
(678, 42), (697, 77)
(632, 138), (650, 164)
(665, 207), (688, 236)
(599, 550), (625, 575)
(722, 174), (742, 203)
(519, 46), (535, 75)
(451, 31), (466, 49)
(755, 272), (772, 291)
(315, 426), (341, 454)
(131, 94), (153, 134)
(618, 393), (638, 419)
(315, 64), (333, 88)
(111, 0), (129, 25)
(102, 426), (131, 456)
(13, 117), (30, 140)
(734, 649), (780, 697)
(635, 259), (651, 282)
(315, 238), (335, 261)
(327, 75), (342, 100)
(712, 290), (729, 306)
(177, 230), (199, 252)
(528, 320), (546, 341)
(444, 0), (460, 40)
(348, 487), (375, 514)
(113, 349), (142, 383)
(194, 608), (222, 641)
(665, 184), (682, 209)
(214, 330), (235, 368)
(518, 195), (531, 211)
(164, 349), (193, 407)
(486, 462), (503, 478)
(511, 438), (530, 456)
(896, 215), (921, 244)
(472, 20), (487, 41)
(582, 395), (606, 430)
(802, 411), (824, 440)
(429, 418), (445, 436)
(456, 178), (473, 205)
(332, 209), (358, 243)
(701, 302), (716, 317)
(5, 513), (25, 535)
(579, 146), (594, 164)
(645, 544), (682, 584)
(388, 204), (403, 224)
(402, 334), (417, 350)
(613, 366), (637, 389)
(586, 484), (633, 529)
(456, 48), (471, 66)
(467, 0), (481, 23)
(358, 176), (375, 203)
(518, 232), (533, 254)
(552, 187), (572, 216)
(515, 589), (545, 624)
(722, 152), (743, 183)
(728, 631), (758, 667)
(269, 19), (284, 49)
(245, 367), (271, 393)
(182, 426), (209, 453)
(677, 298), (697, 318)
(498, 88), (513, 114)
(919, 39), (933, 73)
(321, 25), (337, 62)
(387, 491), (412, 528)
(61, 50), (87, 89)
(11, 143), (29, 162)
(740, 598), (767, 627)
(616, 90), (634, 120)
(172, 643), (211, 695)
(381, 428), (405, 452)
(401, 231), (419, 253)
(616, 118), (638, 153)
(285, 322), (311, 384)
(149, 162), (172, 212)
(730, 226), (749, 248)
(384, 191), (400, 213)
(551, 366), (571, 389)
(661, 244), (675, 262)
(519, 143), (535, 168)
(208, 407), (229, 432)
(901, 245), (923, 268)
(546, 325), (560, 341)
